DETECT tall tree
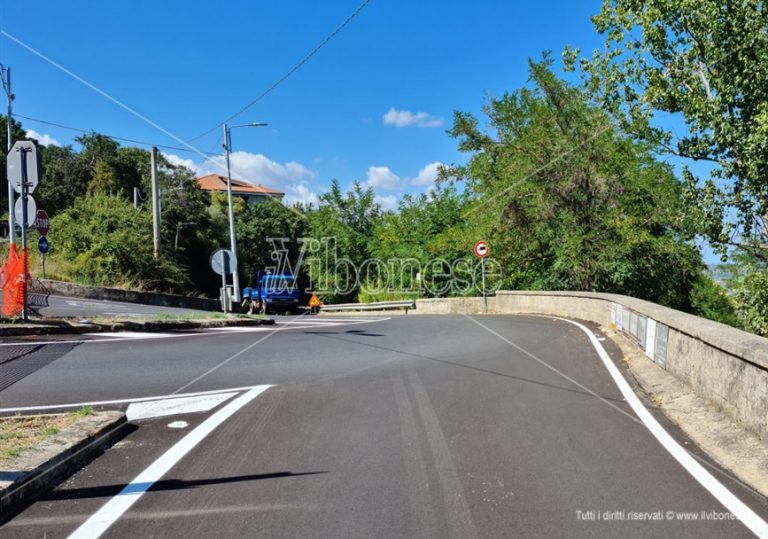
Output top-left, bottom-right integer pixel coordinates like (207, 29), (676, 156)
(448, 59), (703, 309)
(564, 0), (768, 261)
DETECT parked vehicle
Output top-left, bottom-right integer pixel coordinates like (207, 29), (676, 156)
(242, 270), (301, 315)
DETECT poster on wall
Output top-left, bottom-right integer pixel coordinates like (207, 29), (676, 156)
(645, 319), (657, 359)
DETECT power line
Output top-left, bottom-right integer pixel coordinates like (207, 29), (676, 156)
(186, 0), (373, 143)
(15, 113), (219, 156)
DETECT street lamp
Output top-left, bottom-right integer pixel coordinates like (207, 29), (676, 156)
(223, 121), (268, 303)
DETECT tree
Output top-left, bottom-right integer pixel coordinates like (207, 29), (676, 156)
(306, 180), (382, 301)
(50, 193), (188, 292)
(447, 59), (704, 310)
(564, 1), (768, 262)
(236, 199), (309, 288)
(35, 144), (90, 215)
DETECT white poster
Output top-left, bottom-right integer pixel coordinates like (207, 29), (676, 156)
(645, 319), (657, 360)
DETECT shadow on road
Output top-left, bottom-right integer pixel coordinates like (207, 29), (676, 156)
(305, 330), (627, 404)
(44, 471), (327, 501)
(0, 342), (82, 392)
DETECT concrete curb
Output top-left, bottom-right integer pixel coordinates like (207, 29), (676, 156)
(0, 411), (130, 524)
(0, 317), (276, 337)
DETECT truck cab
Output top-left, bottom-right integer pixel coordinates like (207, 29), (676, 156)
(242, 271), (301, 315)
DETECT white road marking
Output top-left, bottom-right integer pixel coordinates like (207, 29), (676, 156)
(553, 317), (768, 538)
(167, 421), (188, 429)
(67, 384), (272, 539)
(84, 331), (180, 339)
(126, 393), (236, 421)
(0, 316), (390, 347)
(0, 385), (263, 414)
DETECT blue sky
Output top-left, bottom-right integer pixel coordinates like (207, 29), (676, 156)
(0, 0), (608, 209)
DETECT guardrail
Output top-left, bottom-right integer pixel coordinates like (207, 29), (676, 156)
(321, 300), (415, 313)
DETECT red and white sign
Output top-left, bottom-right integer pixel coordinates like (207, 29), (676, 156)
(35, 210), (49, 236)
(474, 241), (489, 258)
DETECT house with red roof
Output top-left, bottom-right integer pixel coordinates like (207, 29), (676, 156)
(196, 174), (284, 205)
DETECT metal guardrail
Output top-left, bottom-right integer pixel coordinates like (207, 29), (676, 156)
(320, 300), (415, 313)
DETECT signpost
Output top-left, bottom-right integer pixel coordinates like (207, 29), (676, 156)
(474, 241), (490, 313)
(6, 140), (40, 320)
(14, 194), (36, 228)
(38, 235), (49, 279)
(35, 210), (49, 236)
(210, 248), (236, 313)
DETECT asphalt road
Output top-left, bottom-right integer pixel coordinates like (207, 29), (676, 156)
(1, 314), (766, 538)
(27, 294), (208, 319)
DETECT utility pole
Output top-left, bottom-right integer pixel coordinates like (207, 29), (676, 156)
(133, 186), (139, 208)
(1, 65), (15, 245)
(222, 121), (268, 304)
(150, 146), (160, 258)
(223, 124), (240, 303)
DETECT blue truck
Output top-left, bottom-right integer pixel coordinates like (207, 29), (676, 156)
(242, 270), (301, 315)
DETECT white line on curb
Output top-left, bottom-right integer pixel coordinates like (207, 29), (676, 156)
(553, 317), (768, 538)
(67, 384), (272, 539)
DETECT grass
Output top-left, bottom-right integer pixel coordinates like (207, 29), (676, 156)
(0, 410), (89, 460)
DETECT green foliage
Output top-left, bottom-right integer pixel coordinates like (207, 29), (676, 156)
(733, 269), (768, 336)
(447, 59), (702, 309)
(306, 180), (382, 302)
(236, 199), (309, 287)
(565, 0), (768, 260)
(50, 194), (188, 292)
(36, 144), (91, 215)
(689, 274), (742, 329)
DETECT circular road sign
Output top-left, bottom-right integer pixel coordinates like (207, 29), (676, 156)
(210, 248), (237, 276)
(35, 210), (50, 236)
(474, 241), (490, 258)
(38, 236), (49, 254)
(14, 195), (37, 228)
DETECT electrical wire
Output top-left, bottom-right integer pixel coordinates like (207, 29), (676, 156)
(186, 0), (372, 143)
(15, 113), (219, 156)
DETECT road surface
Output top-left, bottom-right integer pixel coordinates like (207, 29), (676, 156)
(1, 314), (766, 538)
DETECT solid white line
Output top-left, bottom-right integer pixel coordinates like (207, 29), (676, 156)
(67, 384), (272, 539)
(0, 386), (262, 414)
(553, 317), (768, 538)
(0, 316), (390, 348)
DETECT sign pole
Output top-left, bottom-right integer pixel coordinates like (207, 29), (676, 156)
(41, 252), (45, 280)
(19, 146), (29, 320)
(481, 256), (487, 313)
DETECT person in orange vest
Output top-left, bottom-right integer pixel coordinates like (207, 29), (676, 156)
(309, 293), (321, 314)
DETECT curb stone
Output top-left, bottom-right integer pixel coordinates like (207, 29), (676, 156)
(0, 316), (275, 337)
(0, 411), (129, 524)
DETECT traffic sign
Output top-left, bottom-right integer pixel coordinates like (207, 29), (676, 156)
(7, 140), (40, 194)
(474, 241), (489, 258)
(35, 210), (50, 236)
(210, 248), (237, 275)
(38, 236), (49, 254)
(14, 195), (37, 228)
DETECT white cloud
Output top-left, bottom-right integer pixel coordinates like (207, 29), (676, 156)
(284, 182), (320, 207)
(383, 107), (444, 128)
(375, 194), (400, 211)
(365, 165), (402, 190)
(411, 161), (444, 187)
(162, 153), (199, 172)
(25, 129), (61, 147)
(199, 151), (316, 189)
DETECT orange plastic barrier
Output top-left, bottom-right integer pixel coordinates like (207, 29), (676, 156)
(1, 244), (28, 318)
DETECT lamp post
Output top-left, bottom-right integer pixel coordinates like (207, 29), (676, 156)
(223, 122), (268, 303)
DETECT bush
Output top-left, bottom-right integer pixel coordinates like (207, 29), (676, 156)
(49, 194), (189, 293)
